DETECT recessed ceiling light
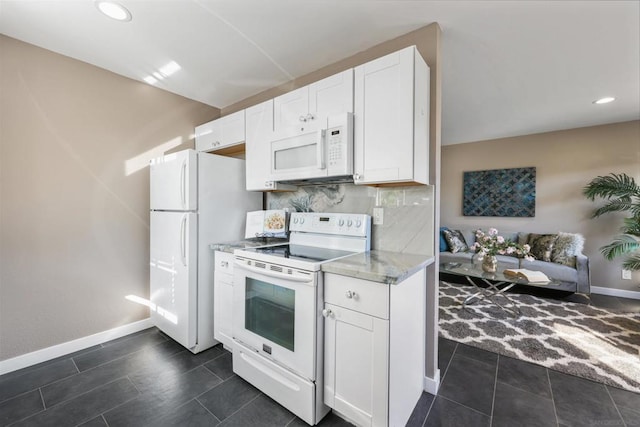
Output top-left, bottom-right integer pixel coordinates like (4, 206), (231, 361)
(593, 97), (615, 104)
(95, 1), (132, 22)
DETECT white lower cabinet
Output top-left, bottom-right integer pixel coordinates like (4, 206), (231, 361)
(213, 251), (234, 349)
(324, 302), (389, 427)
(323, 270), (425, 427)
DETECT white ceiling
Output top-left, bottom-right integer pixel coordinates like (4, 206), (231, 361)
(1, 0), (638, 145)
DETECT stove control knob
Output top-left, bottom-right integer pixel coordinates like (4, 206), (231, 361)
(293, 217), (298, 224)
(356, 219), (362, 227)
(347, 219), (353, 227)
(300, 218), (305, 224)
(339, 219), (345, 227)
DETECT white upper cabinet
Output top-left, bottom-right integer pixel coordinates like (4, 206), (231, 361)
(354, 46), (429, 185)
(274, 69), (353, 135)
(195, 110), (245, 154)
(245, 100), (296, 192)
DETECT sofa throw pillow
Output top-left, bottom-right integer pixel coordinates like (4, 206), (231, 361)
(552, 232), (585, 267)
(527, 234), (558, 262)
(443, 229), (469, 253)
(440, 227), (449, 252)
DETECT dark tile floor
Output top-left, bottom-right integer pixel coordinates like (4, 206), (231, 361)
(1, 291), (639, 426)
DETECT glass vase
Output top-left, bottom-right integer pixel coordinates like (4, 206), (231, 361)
(482, 255), (498, 273)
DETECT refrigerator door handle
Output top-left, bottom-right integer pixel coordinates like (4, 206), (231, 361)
(180, 214), (187, 266)
(180, 159), (187, 210)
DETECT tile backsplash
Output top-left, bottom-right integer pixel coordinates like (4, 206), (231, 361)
(267, 183), (435, 256)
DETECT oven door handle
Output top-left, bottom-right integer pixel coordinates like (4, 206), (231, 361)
(234, 261), (314, 284)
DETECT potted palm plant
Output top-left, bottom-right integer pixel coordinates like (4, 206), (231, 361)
(583, 173), (640, 271)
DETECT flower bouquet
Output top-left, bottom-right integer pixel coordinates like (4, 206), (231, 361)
(471, 228), (533, 272)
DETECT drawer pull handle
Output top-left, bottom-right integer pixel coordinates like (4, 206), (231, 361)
(345, 290), (357, 299)
(322, 308), (333, 318)
(220, 261), (229, 268)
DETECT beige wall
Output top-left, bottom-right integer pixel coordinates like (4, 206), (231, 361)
(441, 120), (640, 292)
(0, 35), (219, 361)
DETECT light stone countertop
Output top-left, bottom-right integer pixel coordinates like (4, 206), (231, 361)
(209, 238), (288, 254)
(321, 250), (435, 285)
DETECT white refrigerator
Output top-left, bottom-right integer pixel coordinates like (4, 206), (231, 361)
(149, 149), (262, 353)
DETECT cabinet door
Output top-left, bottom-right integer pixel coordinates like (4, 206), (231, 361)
(274, 86), (309, 134)
(354, 47), (415, 185)
(324, 303), (389, 427)
(309, 69), (353, 128)
(214, 274), (233, 348)
(245, 100), (296, 192)
(213, 251), (234, 348)
(219, 110), (245, 147)
(195, 111), (245, 152)
(195, 120), (222, 152)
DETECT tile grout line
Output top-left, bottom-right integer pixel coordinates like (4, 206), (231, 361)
(420, 395), (437, 427)
(38, 387), (46, 410)
(604, 385), (628, 427)
(437, 341), (458, 386)
(71, 356), (81, 374)
(435, 394), (491, 419)
(282, 412), (297, 426)
(98, 376), (143, 425)
(41, 375), (133, 413)
(489, 354), (499, 426)
(194, 397), (222, 424)
(420, 340), (461, 425)
(216, 391), (264, 423)
(546, 368), (560, 427)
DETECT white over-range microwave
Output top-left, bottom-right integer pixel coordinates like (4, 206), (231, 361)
(270, 113), (353, 183)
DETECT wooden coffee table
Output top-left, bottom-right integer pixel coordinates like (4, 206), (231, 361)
(440, 261), (562, 317)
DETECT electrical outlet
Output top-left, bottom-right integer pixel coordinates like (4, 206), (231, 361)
(622, 270), (632, 280)
(373, 207), (384, 225)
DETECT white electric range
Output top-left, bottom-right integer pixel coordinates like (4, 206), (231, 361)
(232, 212), (371, 426)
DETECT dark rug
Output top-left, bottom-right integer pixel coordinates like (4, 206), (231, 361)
(439, 281), (640, 394)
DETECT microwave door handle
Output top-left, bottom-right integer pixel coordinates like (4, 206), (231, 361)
(234, 261), (314, 284)
(317, 129), (326, 170)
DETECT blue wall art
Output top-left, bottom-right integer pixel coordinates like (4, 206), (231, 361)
(463, 167), (536, 217)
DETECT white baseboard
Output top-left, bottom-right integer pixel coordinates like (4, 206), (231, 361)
(423, 370), (440, 395)
(591, 286), (640, 300)
(0, 318), (154, 376)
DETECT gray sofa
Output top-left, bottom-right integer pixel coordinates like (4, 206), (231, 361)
(440, 228), (591, 295)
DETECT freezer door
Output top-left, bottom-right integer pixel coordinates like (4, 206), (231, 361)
(150, 211), (197, 349)
(150, 149), (197, 211)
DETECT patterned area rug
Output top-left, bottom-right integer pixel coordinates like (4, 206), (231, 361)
(439, 281), (640, 394)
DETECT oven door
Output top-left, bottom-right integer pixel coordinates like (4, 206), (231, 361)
(233, 259), (318, 380)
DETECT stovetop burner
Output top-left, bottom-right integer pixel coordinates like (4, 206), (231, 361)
(243, 244), (357, 264)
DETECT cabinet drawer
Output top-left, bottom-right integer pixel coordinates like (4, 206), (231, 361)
(324, 273), (389, 319)
(214, 251), (234, 275)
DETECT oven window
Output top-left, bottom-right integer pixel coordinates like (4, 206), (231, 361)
(245, 278), (295, 351)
